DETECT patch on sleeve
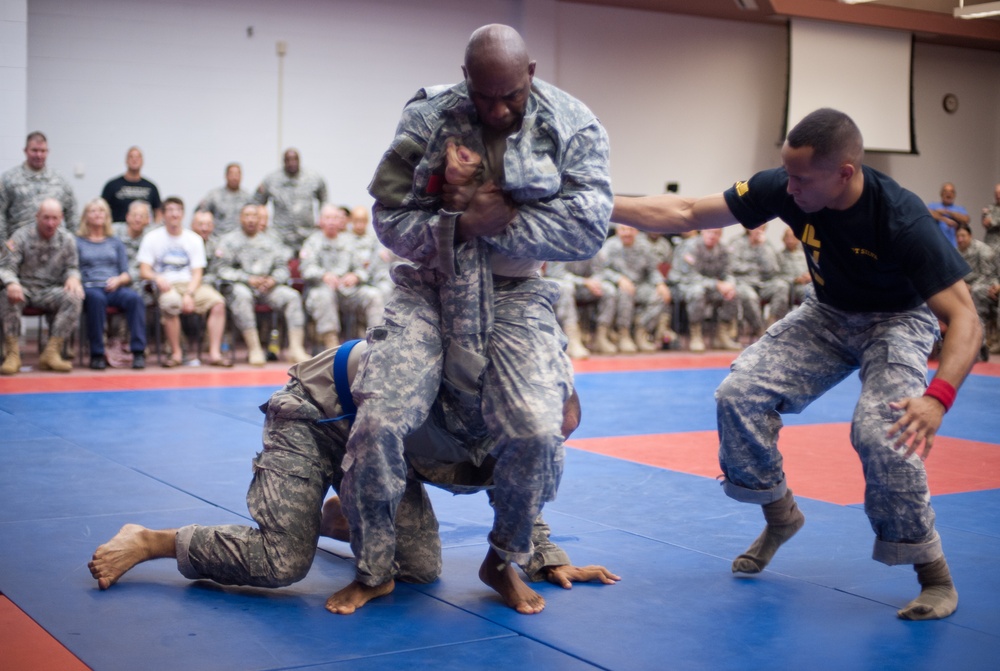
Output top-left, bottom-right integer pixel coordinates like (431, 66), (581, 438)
(734, 180), (749, 197)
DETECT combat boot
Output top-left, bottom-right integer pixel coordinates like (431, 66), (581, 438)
(634, 327), (658, 352)
(616, 327), (638, 354)
(716, 321), (743, 351)
(688, 323), (706, 353)
(591, 325), (617, 355)
(39, 336), (72, 373)
(563, 322), (590, 360)
(655, 312), (678, 349)
(321, 330), (340, 350)
(286, 328), (311, 363)
(1, 336), (20, 375)
(242, 328), (266, 367)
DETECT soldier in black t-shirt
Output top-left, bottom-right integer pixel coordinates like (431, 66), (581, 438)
(101, 146), (163, 223)
(612, 108), (981, 621)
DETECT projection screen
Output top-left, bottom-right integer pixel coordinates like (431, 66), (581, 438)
(787, 18), (915, 154)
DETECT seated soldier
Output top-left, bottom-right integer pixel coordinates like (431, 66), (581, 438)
(300, 205), (384, 347)
(0, 198), (83, 374)
(729, 223), (791, 341)
(668, 228), (741, 352)
(547, 256), (618, 357)
(600, 224), (672, 353)
(955, 222), (999, 359)
(777, 226), (813, 310)
(216, 203), (309, 366)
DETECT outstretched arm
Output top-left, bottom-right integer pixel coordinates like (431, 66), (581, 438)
(612, 192), (737, 236)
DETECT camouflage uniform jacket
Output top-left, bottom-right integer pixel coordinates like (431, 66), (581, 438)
(728, 234), (782, 284)
(197, 186), (255, 236)
(668, 236), (734, 288)
(254, 169), (328, 249)
(112, 222), (146, 282)
(0, 163), (77, 241)
(367, 78), (613, 337)
(0, 224), (80, 293)
(778, 246), (809, 284)
(298, 231), (359, 287)
(600, 234), (665, 287)
(983, 203), (1000, 252)
(216, 229), (292, 286)
(959, 238), (998, 289)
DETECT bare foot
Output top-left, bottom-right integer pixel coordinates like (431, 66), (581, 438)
(88, 524), (176, 590)
(319, 496), (351, 542)
(325, 579), (395, 614)
(478, 547), (545, 614)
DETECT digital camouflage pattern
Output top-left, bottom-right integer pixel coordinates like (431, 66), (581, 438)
(715, 297), (944, 566)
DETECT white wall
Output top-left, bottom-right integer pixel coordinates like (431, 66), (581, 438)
(0, 0), (27, 169)
(16, 0), (1000, 234)
(25, 0), (536, 219)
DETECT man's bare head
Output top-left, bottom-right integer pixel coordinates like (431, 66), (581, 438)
(462, 24), (535, 134)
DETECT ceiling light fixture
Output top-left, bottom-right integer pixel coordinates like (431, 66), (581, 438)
(954, 1), (1000, 19)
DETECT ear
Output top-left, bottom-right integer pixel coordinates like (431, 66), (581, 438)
(838, 163), (856, 184)
(527, 61), (536, 80)
(461, 65), (468, 81)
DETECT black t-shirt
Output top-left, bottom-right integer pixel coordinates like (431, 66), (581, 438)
(101, 175), (163, 222)
(723, 166), (969, 312)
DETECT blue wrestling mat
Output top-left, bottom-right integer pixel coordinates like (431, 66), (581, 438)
(1, 365), (998, 670)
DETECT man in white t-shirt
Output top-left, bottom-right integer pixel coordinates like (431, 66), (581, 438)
(137, 196), (230, 367)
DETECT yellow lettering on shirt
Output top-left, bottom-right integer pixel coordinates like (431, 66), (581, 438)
(803, 223), (824, 286)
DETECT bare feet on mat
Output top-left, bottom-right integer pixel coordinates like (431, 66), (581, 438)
(325, 579), (395, 614)
(479, 547), (545, 614)
(88, 524), (175, 590)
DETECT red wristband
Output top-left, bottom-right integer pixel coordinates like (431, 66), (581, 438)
(923, 378), (956, 412)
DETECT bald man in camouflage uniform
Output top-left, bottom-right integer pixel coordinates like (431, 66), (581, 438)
(1, 199), (83, 374)
(333, 24), (612, 615)
(669, 228), (741, 352)
(729, 224), (791, 338)
(217, 204), (309, 365)
(300, 205), (351, 348)
(1, 132), (76, 241)
(601, 224), (670, 353)
(254, 149), (328, 253)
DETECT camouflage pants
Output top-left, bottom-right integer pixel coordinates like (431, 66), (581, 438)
(342, 277), (571, 586)
(305, 285), (341, 335)
(678, 279), (738, 323)
(735, 278), (792, 332)
(338, 285), (386, 333)
(227, 283), (305, 332)
(967, 281), (999, 334)
(0, 285), (82, 339)
(714, 296), (943, 565)
(616, 283), (667, 332)
(176, 380), (441, 587)
(553, 277), (616, 329)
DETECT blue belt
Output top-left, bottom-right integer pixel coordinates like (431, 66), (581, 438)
(316, 339), (362, 425)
